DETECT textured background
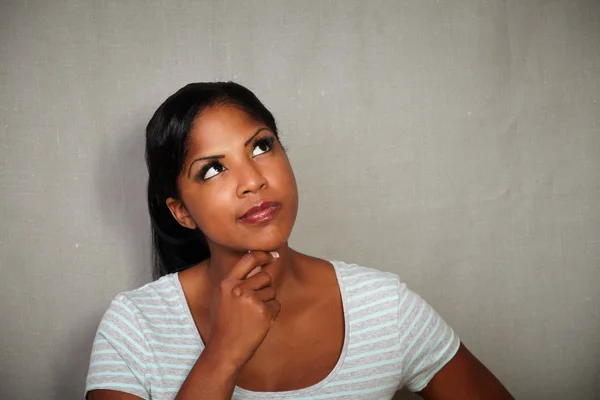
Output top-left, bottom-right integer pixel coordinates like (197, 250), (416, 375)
(1, 1), (599, 399)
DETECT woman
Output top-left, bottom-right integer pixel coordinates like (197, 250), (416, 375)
(85, 82), (513, 399)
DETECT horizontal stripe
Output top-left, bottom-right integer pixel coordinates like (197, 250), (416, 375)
(147, 362), (196, 370)
(145, 386), (181, 393)
(148, 340), (199, 349)
(142, 330), (196, 339)
(305, 382), (397, 399)
(350, 307), (396, 325)
(104, 310), (145, 342)
(349, 332), (398, 349)
(146, 373), (186, 380)
(338, 356), (403, 375)
(90, 359), (128, 368)
(88, 371), (139, 379)
(100, 320), (146, 354)
(345, 277), (393, 291)
(90, 349), (118, 356)
(326, 369), (401, 387)
(351, 319), (396, 336)
(144, 323), (190, 329)
(136, 303), (184, 310)
(153, 287), (177, 292)
(349, 295), (396, 314)
(345, 344), (401, 362)
(152, 351), (198, 360)
(346, 285), (397, 305)
(135, 313), (188, 319)
(127, 295), (179, 302)
(97, 329), (146, 370)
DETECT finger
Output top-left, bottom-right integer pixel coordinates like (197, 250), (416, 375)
(227, 251), (279, 281)
(255, 286), (276, 302)
(265, 299), (281, 321)
(242, 271), (272, 291)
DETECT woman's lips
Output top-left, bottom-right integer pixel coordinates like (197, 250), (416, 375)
(238, 201), (281, 224)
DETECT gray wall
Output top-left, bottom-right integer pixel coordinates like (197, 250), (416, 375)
(1, 1), (599, 399)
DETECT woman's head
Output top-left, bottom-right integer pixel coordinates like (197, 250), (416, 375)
(146, 82), (298, 279)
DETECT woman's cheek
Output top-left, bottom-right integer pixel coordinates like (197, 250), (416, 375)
(187, 184), (222, 230)
(269, 158), (295, 188)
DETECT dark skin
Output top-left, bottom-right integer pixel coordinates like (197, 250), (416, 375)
(88, 106), (514, 400)
(179, 251), (344, 392)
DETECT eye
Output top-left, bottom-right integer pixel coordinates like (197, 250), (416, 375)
(198, 161), (226, 181)
(252, 136), (275, 157)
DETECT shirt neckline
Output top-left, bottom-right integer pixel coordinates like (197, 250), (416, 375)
(173, 260), (350, 397)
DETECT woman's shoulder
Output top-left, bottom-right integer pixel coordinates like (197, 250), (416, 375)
(101, 273), (187, 328)
(329, 260), (404, 308)
(330, 259), (400, 283)
(114, 273), (181, 307)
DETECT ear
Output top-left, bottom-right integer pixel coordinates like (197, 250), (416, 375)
(165, 198), (197, 230)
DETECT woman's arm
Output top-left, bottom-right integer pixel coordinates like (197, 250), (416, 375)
(418, 343), (514, 400)
(87, 391), (141, 400)
(87, 345), (240, 400)
(174, 345), (241, 400)
(87, 251), (280, 400)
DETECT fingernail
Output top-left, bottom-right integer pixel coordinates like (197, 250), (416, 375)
(247, 266), (261, 278)
(270, 251), (279, 259)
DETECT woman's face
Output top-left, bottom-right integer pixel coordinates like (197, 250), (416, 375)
(168, 105), (298, 254)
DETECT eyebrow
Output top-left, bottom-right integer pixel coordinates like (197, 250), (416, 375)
(187, 127), (272, 178)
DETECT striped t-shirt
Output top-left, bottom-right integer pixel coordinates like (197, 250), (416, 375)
(85, 261), (459, 399)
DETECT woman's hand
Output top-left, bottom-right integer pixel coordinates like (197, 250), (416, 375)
(204, 250), (281, 370)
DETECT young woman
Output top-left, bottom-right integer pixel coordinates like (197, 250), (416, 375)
(85, 82), (513, 399)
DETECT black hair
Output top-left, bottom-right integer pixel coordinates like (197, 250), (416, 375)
(145, 82), (279, 279)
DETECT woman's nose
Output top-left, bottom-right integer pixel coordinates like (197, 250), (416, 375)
(236, 163), (268, 197)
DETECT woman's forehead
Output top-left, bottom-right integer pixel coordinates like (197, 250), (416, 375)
(187, 106), (265, 151)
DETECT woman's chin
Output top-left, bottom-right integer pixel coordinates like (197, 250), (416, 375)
(242, 236), (289, 253)
(208, 226), (292, 254)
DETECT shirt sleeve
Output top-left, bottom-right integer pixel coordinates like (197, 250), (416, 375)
(85, 295), (150, 399)
(396, 278), (460, 392)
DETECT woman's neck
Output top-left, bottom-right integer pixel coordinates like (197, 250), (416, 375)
(204, 243), (302, 293)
